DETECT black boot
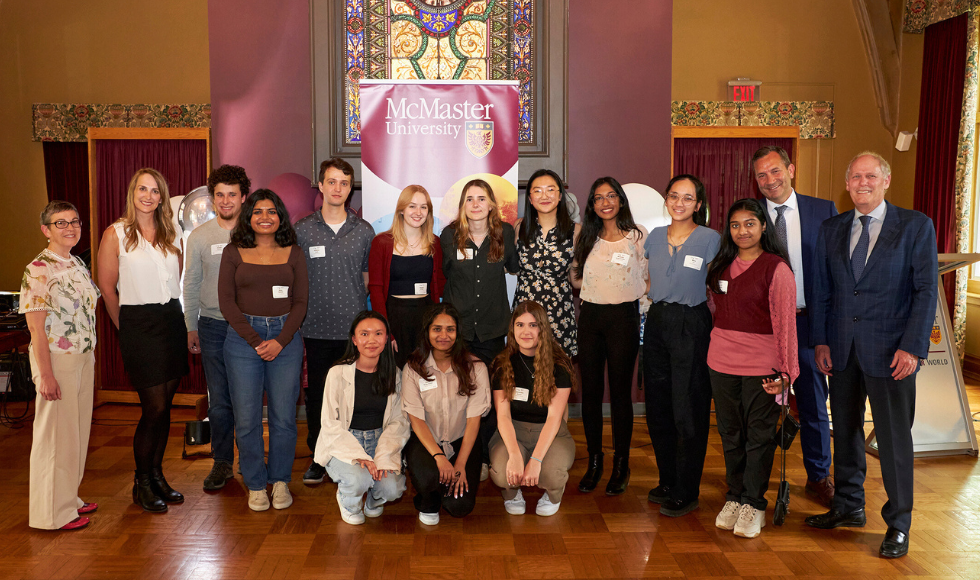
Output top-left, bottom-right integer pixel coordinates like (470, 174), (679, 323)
(605, 455), (630, 496)
(150, 467), (185, 504)
(577, 452), (604, 493)
(133, 473), (168, 513)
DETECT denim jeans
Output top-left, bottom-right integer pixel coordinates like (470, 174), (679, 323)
(225, 313), (303, 491)
(326, 427), (406, 512)
(198, 317), (234, 464)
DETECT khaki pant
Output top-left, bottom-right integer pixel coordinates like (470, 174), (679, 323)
(489, 419), (576, 502)
(29, 348), (94, 529)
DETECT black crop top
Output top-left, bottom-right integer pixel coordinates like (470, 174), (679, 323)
(389, 254), (433, 295)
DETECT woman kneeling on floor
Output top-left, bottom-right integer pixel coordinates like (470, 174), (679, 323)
(315, 310), (410, 525)
(489, 300), (576, 516)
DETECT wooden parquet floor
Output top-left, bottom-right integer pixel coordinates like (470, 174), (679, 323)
(2, 388), (980, 580)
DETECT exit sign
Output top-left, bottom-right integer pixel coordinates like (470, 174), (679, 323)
(728, 79), (761, 102)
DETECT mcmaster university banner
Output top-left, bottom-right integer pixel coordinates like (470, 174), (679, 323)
(359, 80), (520, 232)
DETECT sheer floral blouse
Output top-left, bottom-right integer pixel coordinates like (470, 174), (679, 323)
(19, 249), (100, 354)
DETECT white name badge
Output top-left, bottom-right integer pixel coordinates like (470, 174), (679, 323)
(211, 243), (227, 256)
(272, 286), (289, 299)
(456, 249), (475, 260)
(415, 283), (428, 295)
(611, 252), (630, 266)
(719, 280), (729, 294)
(513, 387), (530, 402)
(419, 378), (437, 392)
(309, 245), (326, 258)
(684, 255), (704, 270)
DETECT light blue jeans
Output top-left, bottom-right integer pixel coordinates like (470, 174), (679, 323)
(326, 427), (406, 512)
(225, 313), (303, 491)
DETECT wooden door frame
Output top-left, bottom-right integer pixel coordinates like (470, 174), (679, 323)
(670, 126), (801, 177)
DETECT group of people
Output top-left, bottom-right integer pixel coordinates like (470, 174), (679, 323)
(20, 147), (937, 560)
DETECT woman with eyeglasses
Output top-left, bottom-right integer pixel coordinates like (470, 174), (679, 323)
(642, 175), (720, 518)
(570, 177), (648, 496)
(21, 201), (100, 530)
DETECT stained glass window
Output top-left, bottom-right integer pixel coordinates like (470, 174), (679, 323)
(344, 0), (535, 146)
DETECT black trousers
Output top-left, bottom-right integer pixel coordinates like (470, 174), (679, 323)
(302, 337), (348, 456)
(709, 369), (780, 511)
(466, 335), (506, 462)
(830, 345), (916, 533)
(405, 432), (482, 516)
(387, 296), (433, 368)
(643, 301), (712, 503)
(578, 301), (640, 458)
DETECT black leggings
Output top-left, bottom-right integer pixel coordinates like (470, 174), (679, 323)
(134, 379), (181, 475)
(405, 433), (482, 516)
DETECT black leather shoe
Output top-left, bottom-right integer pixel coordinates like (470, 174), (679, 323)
(804, 507), (866, 529)
(577, 453), (604, 493)
(133, 473), (168, 513)
(879, 527), (909, 558)
(605, 456), (630, 496)
(150, 467), (185, 504)
(647, 484), (671, 504)
(659, 498), (699, 517)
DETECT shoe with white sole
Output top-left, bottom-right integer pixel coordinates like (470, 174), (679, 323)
(733, 504), (765, 538)
(363, 493), (384, 518)
(418, 511), (440, 526)
(337, 491), (365, 525)
(715, 501), (741, 530)
(535, 491), (561, 516)
(504, 489), (526, 515)
(248, 489), (270, 512)
(271, 481), (292, 509)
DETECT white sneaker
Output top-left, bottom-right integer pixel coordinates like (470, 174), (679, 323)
(337, 491), (365, 525)
(733, 504), (766, 538)
(715, 501), (741, 530)
(418, 511), (440, 526)
(248, 489), (270, 512)
(271, 481), (292, 509)
(363, 493), (384, 518)
(480, 463), (490, 482)
(504, 489), (526, 515)
(535, 491), (561, 516)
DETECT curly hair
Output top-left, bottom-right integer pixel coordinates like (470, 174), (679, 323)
(407, 303), (478, 397)
(207, 164), (251, 197)
(230, 189), (298, 248)
(448, 179), (505, 263)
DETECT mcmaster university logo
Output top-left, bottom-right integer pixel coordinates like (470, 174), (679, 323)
(465, 121), (494, 158)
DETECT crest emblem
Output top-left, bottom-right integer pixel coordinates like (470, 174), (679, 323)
(930, 325), (941, 345)
(465, 121), (494, 158)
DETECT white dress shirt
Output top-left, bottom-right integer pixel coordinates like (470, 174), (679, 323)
(849, 201), (887, 264)
(765, 192), (805, 309)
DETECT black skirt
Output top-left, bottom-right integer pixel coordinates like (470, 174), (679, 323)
(118, 299), (189, 389)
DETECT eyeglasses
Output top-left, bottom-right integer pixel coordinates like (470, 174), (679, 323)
(592, 194), (619, 204)
(666, 194), (697, 205)
(47, 219), (83, 229)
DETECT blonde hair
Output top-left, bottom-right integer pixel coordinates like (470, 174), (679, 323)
(389, 185), (435, 256)
(450, 179), (505, 263)
(846, 151), (891, 180)
(117, 168), (180, 257)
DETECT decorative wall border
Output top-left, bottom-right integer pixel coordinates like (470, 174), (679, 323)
(33, 104), (211, 142)
(670, 100), (835, 139)
(903, 0), (974, 34)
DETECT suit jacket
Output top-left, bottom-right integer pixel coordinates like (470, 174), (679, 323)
(795, 192), (838, 318)
(810, 201), (938, 377)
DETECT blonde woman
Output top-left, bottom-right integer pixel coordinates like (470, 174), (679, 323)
(368, 185), (445, 368)
(97, 168), (188, 513)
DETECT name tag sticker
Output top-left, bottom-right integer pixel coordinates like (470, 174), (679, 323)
(719, 280), (729, 294)
(272, 286), (289, 299)
(611, 252), (630, 266)
(415, 283), (428, 295)
(309, 246), (326, 258)
(419, 378), (437, 392)
(456, 249), (475, 260)
(211, 243), (227, 256)
(513, 387), (530, 402)
(684, 255), (704, 270)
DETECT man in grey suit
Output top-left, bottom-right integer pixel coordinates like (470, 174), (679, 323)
(806, 151), (938, 559)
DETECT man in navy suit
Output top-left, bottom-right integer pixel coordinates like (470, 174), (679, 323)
(752, 146), (837, 507)
(806, 151), (938, 559)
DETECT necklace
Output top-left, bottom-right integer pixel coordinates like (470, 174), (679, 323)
(518, 353), (535, 379)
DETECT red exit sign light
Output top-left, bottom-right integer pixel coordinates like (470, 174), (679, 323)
(728, 79), (761, 102)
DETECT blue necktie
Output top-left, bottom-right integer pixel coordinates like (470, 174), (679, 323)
(852, 215), (871, 280)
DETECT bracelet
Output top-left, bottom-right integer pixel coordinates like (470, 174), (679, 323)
(530, 456), (543, 463)
(432, 452), (446, 458)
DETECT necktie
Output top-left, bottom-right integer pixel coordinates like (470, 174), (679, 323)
(774, 205), (788, 252)
(852, 215), (871, 280)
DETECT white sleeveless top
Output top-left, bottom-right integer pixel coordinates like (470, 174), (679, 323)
(113, 222), (181, 306)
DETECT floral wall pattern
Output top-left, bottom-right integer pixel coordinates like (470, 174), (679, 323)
(953, 9), (978, 357)
(670, 101), (835, 139)
(903, 0), (974, 33)
(32, 104), (211, 142)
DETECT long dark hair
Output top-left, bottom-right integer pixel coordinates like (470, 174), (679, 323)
(407, 303), (478, 397)
(230, 188), (298, 248)
(665, 174), (708, 226)
(573, 177), (642, 279)
(336, 311), (398, 396)
(519, 169), (575, 245)
(706, 198), (789, 294)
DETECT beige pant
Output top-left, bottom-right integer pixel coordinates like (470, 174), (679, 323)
(489, 419), (576, 502)
(29, 348), (94, 529)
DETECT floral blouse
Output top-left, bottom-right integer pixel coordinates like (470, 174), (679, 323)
(19, 249), (100, 354)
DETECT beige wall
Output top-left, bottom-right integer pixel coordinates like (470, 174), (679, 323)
(0, 0), (210, 289)
(672, 0), (923, 211)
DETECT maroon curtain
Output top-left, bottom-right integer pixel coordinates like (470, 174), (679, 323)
(42, 142), (91, 257)
(673, 137), (794, 232)
(95, 139), (209, 394)
(913, 13), (968, 310)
